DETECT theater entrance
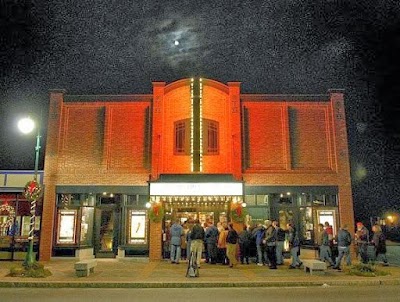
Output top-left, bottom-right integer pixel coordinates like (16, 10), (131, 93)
(161, 199), (230, 259)
(148, 174), (245, 259)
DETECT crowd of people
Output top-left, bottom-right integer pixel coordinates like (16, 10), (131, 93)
(164, 218), (389, 270)
(164, 218), (303, 270)
(316, 221), (389, 270)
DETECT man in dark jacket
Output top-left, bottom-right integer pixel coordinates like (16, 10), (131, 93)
(263, 220), (277, 269)
(355, 222), (369, 264)
(205, 222), (219, 264)
(226, 223), (239, 268)
(274, 220), (286, 265)
(190, 219), (205, 268)
(238, 225), (251, 264)
(287, 223), (302, 269)
(333, 224), (352, 270)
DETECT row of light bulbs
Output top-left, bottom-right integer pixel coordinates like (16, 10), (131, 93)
(149, 196), (243, 203)
(146, 196), (247, 209)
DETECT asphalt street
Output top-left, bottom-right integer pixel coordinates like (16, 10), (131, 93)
(0, 285), (398, 302)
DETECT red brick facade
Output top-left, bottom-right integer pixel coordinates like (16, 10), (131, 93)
(39, 79), (353, 261)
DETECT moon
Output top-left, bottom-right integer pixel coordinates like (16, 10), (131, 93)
(174, 40), (180, 46)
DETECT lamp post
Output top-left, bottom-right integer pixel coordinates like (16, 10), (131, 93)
(18, 114), (42, 267)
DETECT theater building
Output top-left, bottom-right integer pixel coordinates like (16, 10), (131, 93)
(37, 78), (353, 261)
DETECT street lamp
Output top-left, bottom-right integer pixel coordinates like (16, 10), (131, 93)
(18, 114), (42, 267)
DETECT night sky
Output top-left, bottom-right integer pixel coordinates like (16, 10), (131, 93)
(1, 0), (399, 222)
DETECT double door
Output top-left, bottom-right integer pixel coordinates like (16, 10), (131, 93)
(94, 206), (120, 258)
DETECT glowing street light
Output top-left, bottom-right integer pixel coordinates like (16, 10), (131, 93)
(18, 114), (42, 267)
(387, 215), (394, 225)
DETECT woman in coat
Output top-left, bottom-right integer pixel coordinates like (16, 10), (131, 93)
(372, 224), (389, 266)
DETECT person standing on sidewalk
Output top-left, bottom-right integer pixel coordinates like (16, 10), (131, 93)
(218, 223), (229, 265)
(170, 219), (184, 264)
(238, 225), (251, 264)
(263, 220), (277, 269)
(181, 221), (188, 261)
(371, 224), (389, 266)
(317, 223), (335, 267)
(226, 223), (239, 268)
(253, 223), (267, 266)
(333, 224), (352, 270)
(205, 221), (219, 264)
(355, 222), (370, 264)
(186, 220), (194, 261)
(274, 221), (286, 265)
(287, 222), (302, 269)
(190, 219), (205, 268)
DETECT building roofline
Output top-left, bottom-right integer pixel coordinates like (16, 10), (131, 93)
(241, 94), (331, 102)
(64, 94), (153, 102)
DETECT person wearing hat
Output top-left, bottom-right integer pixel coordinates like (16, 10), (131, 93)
(333, 224), (352, 270)
(355, 222), (369, 264)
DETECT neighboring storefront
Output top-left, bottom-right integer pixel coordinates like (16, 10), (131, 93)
(0, 170), (43, 260)
(39, 78), (353, 261)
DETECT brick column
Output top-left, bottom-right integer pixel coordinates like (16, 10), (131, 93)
(228, 82), (242, 180)
(39, 89), (65, 261)
(330, 89), (355, 238)
(150, 82), (165, 180)
(149, 220), (162, 261)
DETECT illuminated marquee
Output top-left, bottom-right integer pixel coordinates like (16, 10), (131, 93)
(149, 182), (243, 196)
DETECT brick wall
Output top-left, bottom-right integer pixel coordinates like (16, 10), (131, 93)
(242, 90), (354, 236)
(41, 80), (354, 261)
(40, 90), (64, 261)
(202, 84), (229, 173)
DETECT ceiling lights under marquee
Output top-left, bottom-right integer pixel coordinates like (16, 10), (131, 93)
(146, 193), (248, 223)
(150, 195), (246, 209)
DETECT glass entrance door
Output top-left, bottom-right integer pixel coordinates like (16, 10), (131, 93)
(94, 207), (120, 258)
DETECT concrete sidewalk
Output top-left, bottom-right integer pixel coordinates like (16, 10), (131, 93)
(1, 258), (399, 288)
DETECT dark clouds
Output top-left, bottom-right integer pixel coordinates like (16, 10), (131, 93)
(1, 0), (399, 219)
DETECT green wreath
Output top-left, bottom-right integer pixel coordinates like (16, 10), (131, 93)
(148, 204), (164, 223)
(23, 180), (42, 201)
(230, 207), (248, 223)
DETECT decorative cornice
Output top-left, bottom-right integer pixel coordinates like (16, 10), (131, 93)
(241, 94), (331, 102)
(64, 94), (153, 102)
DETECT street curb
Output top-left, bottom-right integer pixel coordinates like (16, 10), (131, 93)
(0, 279), (399, 288)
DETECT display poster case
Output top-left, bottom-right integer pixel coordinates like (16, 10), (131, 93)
(300, 207), (314, 242)
(57, 210), (77, 244)
(128, 210), (147, 244)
